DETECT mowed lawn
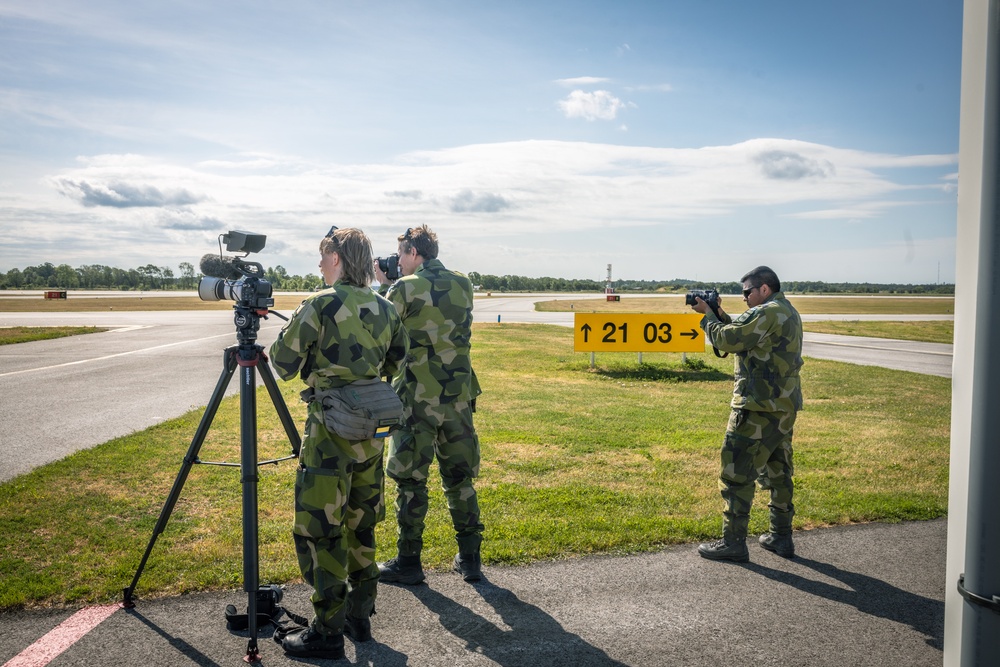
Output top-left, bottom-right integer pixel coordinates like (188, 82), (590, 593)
(0, 322), (950, 609)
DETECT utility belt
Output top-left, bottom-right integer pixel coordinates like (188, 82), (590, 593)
(301, 377), (403, 441)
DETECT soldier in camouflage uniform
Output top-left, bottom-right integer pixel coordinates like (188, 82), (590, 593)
(690, 265), (803, 562)
(374, 224), (485, 584)
(268, 227), (409, 658)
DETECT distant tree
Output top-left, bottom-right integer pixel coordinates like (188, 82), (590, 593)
(266, 265), (290, 289)
(136, 264), (163, 289)
(178, 262), (195, 289)
(5, 268), (22, 288)
(54, 264), (79, 288)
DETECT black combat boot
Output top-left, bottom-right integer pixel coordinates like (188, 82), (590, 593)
(697, 537), (749, 562)
(453, 553), (482, 582)
(280, 627), (345, 659)
(344, 615), (372, 643)
(378, 555), (425, 585)
(758, 532), (795, 558)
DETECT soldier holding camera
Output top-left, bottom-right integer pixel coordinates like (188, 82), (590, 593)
(374, 224), (486, 585)
(689, 266), (803, 562)
(268, 227), (409, 658)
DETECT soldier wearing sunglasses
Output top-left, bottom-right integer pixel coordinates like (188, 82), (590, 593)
(689, 266), (803, 562)
(374, 224), (485, 584)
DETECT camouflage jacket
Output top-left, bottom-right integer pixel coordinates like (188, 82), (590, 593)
(700, 291), (803, 413)
(268, 282), (409, 390)
(383, 258), (481, 407)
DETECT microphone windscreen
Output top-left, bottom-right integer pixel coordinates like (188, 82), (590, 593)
(199, 254), (241, 280)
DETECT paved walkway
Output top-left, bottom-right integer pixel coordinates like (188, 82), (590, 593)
(0, 519), (945, 666)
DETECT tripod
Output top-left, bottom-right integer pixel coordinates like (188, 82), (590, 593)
(123, 304), (301, 663)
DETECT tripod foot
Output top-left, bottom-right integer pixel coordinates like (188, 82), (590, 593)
(244, 640), (262, 664)
(122, 587), (136, 609)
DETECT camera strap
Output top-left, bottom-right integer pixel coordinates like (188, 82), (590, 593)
(225, 607), (282, 631)
(708, 304), (730, 358)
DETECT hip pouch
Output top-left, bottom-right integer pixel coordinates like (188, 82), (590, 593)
(303, 378), (403, 441)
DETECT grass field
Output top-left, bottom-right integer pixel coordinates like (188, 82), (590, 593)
(0, 326), (106, 345)
(0, 294), (310, 312)
(803, 320), (953, 344)
(0, 323), (950, 610)
(535, 295), (955, 315)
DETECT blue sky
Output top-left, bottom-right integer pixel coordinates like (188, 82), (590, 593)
(0, 0), (963, 284)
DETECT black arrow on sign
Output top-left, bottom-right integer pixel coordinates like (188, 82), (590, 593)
(680, 329), (700, 340)
(581, 323), (592, 343)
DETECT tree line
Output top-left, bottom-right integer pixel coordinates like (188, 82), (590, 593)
(466, 272), (955, 295)
(0, 262), (954, 295)
(0, 262), (323, 291)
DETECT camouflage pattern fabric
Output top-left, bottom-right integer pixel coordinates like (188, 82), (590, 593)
(699, 291), (803, 540)
(293, 407), (385, 632)
(720, 408), (796, 539)
(700, 291), (803, 413)
(387, 398), (483, 556)
(383, 258), (481, 407)
(383, 258), (484, 555)
(270, 283), (409, 463)
(268, 282), (408, 634)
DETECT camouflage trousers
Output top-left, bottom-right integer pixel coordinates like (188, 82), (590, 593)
(718, 408), (796, 540)
(386, 399), (484, 556)
(292, 408), (385, 635)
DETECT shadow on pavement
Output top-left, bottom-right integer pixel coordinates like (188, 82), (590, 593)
(408, 576), (628, 667)
(744, 556), (944, 650)
(125, 608), (224, 666)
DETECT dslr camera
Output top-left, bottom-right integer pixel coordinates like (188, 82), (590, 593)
(376, 253), (401, 281)
(685, 289), (720, 310)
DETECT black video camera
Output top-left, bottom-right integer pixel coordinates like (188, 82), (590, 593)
(198, 231), (274, 311)
(377, 253), (401, 281)
(198, 261), (273, 310)
(685, 289), (720, 310)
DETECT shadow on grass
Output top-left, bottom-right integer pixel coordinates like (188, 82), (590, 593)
(592, 360), (731, 383)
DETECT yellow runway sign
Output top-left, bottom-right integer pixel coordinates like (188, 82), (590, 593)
(573, 313), (705, 352)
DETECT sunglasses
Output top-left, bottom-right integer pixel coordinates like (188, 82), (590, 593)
(325, 225), (339, 237)
(742, 286), (758, 298)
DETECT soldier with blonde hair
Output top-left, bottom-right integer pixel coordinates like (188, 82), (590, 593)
(269, 226), (409, 658)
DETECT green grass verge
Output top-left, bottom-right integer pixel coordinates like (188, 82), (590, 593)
(0, 323), (950, 609)
(0, 326), (106, 345)
(537, 295), (955, 315)
(803, 320), (954, 344)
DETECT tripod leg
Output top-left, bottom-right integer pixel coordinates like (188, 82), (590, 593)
(239, 356), (262, 660)
(258, 354), (302, 456)
(123, 347), (239, 606)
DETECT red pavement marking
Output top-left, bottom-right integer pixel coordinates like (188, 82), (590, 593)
(2, 603), (122, 667)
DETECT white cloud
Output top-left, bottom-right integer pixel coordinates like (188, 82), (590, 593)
(625, 84), (674, 93)
(0, 138), (957, 281)
(554, 76), (611, 87)
(558, 90), (626, 121)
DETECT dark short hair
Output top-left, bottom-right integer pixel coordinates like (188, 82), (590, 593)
(398, 225), (438, 259)
(741, 266), (781, 293)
